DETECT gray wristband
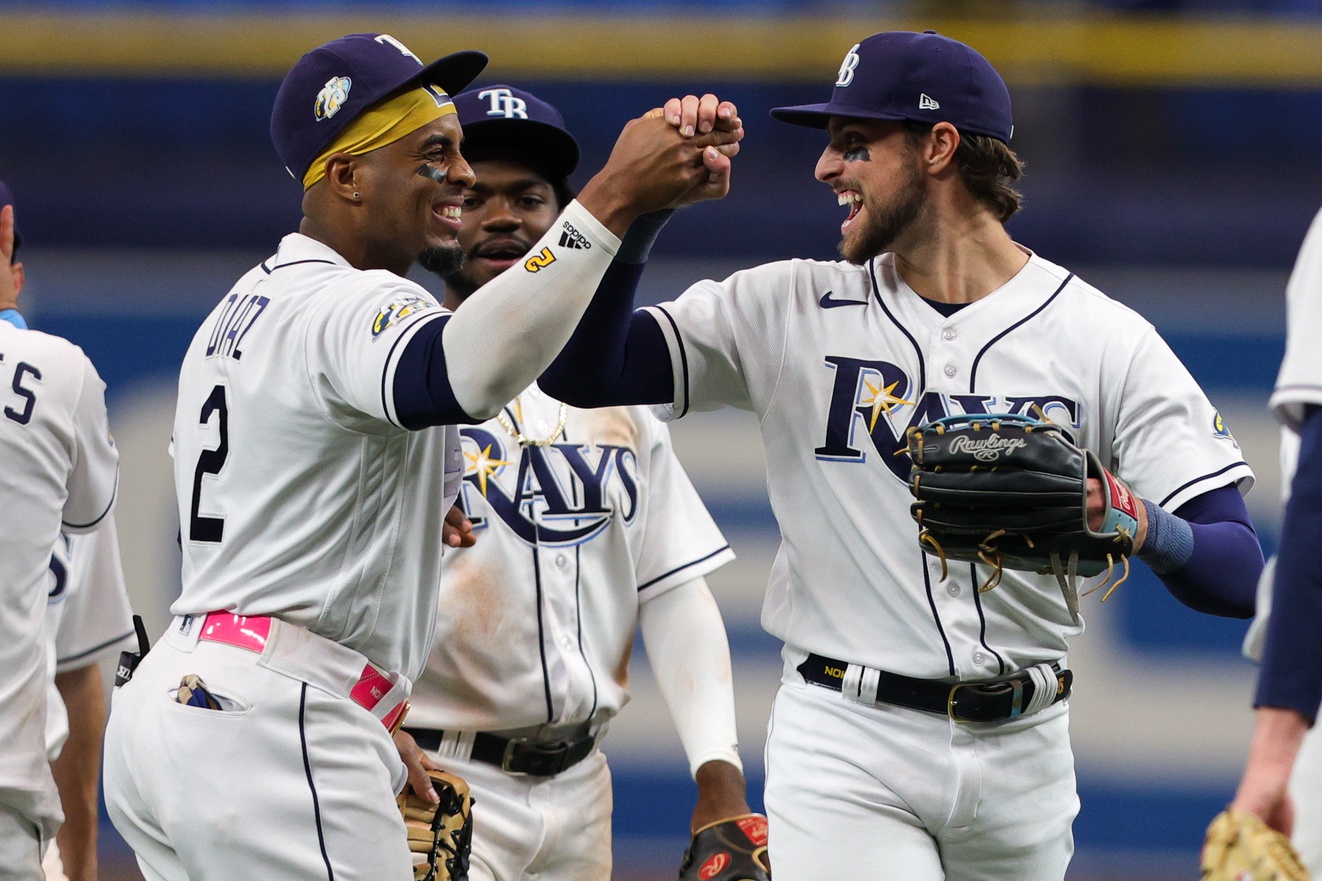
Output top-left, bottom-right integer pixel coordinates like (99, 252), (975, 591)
(617, 209), (674, 264)
(1137, 498), (1195, 574)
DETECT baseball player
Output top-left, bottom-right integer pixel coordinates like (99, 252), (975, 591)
(0, 186), (120, 881)
(100, 33), (742, 881)
(0, 184), (138, 881)
(1229, 204), (1322, 874)
(540, 32), (1265, 880)
(42, 524), (137, 881)
(398, 84), (754, 881)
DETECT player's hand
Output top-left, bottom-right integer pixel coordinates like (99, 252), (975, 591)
(578, 98), (743, 234)
(650, 95), (743, 159)
(394, 728), (442, 804)
(443, 504), (476, 549)
(0, 205), (21, 311)
(1085, 474), (1148, 551)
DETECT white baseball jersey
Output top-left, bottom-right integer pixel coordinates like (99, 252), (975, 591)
(1273, 206), (1322, 429)
(44, 519), (136, 760)
(1266, 205), (1322, 875)
(645, 248), (1253, 679)
(406, 384), (734, 731)
(170, 232), (466, 678)
(0, 321), (118, 839)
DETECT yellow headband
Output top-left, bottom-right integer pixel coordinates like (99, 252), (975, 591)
(302, 84), (456, 190)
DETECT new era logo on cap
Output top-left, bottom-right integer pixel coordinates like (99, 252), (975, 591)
(770, 30), (1013, 143)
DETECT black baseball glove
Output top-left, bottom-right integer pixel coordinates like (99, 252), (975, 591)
(678, 814), (770, 881)
(906, 413), (1139, 618)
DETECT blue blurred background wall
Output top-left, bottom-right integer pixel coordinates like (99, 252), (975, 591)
(4, 1), (1319, 878)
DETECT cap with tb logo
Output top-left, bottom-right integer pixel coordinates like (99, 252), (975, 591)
(771, 31), (1013, 142)
(453, 85), (581, 180)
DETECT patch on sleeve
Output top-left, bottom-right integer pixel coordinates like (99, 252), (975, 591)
(1212, 411), (1239, 446)
(372, 293), (439, 339)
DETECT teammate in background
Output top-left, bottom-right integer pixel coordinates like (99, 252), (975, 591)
(399, 85), (755, 881)
(42, 525), (136, 881)
(0, 186), (120, 881)
(0, 183), (138, 881)
(1227, 206), (1322, 874)
(101, 33), (742, 881)
(540, 31), (1263, 880)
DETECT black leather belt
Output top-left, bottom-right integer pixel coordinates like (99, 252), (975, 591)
(797, 653), (1072, 723)
(405, 726), (597, 777)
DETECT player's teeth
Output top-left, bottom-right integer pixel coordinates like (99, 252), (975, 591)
(441, 206), (461, 219)
(837, 192), (861, 207)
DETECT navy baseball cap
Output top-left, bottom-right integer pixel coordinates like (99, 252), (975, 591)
(0, 180), (22, 258)
(771, 31), (1013, 142)
(453, 85), (580, 179)
(271, 33), (488, 181)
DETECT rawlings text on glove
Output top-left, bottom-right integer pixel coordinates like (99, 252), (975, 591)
(678, 813), (771, 881)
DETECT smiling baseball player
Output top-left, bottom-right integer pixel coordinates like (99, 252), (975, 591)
(0, 186), (120, 881)
(100, 33), (742, 881)
(540, 31), (1264, 880)
(397, 84), (760, 881)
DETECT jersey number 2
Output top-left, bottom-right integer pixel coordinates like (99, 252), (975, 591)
(190, 384), (228, 543)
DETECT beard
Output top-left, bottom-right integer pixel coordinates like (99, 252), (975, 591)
(418, 243), (465, 279)
(839, 158), (926, 265)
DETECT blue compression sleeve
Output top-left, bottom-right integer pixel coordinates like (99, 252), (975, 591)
(1256, 406), (1322, 722)
(391, 315), (480, 429)
(1150, 484), (1262, 619)
(538, 259), (673, 406)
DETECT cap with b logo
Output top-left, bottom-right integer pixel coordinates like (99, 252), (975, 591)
(771, 31), (1013, 142)
(453, 85), (580, 179)
(270, 33), (489, 181)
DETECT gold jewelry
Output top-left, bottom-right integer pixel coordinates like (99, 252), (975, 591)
(496, 398), (568, 447)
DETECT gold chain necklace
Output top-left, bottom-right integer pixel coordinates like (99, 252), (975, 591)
(495, 397), (569, 447)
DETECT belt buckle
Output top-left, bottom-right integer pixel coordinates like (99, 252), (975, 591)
(947, 682), (974, 723)
(501, 738), (570, 776)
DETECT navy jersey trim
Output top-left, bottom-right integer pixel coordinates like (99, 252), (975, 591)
(56, 629), (135, 667)
(968, 273), (1073, 392)
(636, 544), (733, 592)
(260, 260), (273, 275)
(299, 684), (336, 881)
(920, 552), (957, 677)
(1158, 462), (1251, 507)
(869, 258), (927, 393)
(63, 482), (118, 532)
(651, 305), (690, 418)
(270, 259), (336, 272)
(532, 545), (555, 724)
(970, 564), (1007, 676)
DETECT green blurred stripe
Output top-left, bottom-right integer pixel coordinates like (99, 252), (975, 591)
(4, 12), (1322, 86)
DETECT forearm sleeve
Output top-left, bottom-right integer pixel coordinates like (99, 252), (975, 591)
(394, 201), (621, 426)
(1256, 407), (1322, 721)
(1152, 485), (1263, 618)
(639, 577), (742, 778)
(538, 259), (674, 406)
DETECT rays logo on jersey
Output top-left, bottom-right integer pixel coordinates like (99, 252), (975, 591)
(814, 355), (1080, 481)
(315, 76), (352, 121)
(457, 427), (639, 547)
(372, 293), (438, 338)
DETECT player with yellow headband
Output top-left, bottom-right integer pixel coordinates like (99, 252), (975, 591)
(103, 32), (743, 881)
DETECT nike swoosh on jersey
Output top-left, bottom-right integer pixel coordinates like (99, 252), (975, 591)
(818, 290), (867, 309)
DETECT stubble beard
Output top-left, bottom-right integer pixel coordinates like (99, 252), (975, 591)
(419, 243), (465, 279)
(839, 159), (926, 265)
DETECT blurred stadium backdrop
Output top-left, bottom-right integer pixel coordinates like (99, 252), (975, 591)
(4, 0), (1322, 878)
